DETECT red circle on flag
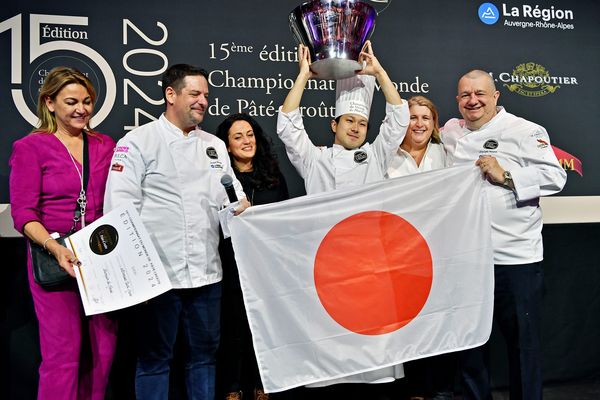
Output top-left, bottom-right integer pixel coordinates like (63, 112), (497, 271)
(314, 211), (433, 335)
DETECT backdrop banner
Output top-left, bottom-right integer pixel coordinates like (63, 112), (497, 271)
(1, 1), (598, 202)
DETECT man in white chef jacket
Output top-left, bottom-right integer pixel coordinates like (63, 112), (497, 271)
(442, 69), (567, 400)
(104, 64), (247, 400)
(276, 41), (408, 395)
(277, 40), (409, 196)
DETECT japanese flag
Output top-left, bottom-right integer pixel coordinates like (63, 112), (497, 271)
(229, 165), (494, 393)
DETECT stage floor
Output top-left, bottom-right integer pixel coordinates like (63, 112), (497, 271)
(491, 376), (600, 400)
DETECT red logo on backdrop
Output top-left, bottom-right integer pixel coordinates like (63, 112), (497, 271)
(552, 145), (583, 176)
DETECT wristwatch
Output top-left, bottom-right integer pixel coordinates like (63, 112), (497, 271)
(503, 170), (513, 185)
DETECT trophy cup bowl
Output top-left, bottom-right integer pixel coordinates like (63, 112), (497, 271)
(289, 0), (377, 80)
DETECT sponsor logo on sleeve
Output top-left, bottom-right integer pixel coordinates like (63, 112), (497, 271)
(536, 138), (549, 148)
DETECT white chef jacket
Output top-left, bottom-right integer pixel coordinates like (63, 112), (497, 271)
(386, 141), (447, 178)
(277, 102), (409, 195)
(104, 114), (245, 289)
(442, 107), (567, 264)
(277, 102), (409, 385)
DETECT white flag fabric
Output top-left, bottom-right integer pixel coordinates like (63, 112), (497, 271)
(229, 165), (494, 393)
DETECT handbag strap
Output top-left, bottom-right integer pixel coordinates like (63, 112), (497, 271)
(70, 132), (90, 232)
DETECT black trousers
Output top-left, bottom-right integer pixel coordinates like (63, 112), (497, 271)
(460, 262), (543, 400)
(217, 237), (262, 396)
(403, 352), (456, 398)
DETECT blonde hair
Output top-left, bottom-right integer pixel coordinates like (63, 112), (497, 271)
(406, 95), (440, 144)
(33, 66), (96, 134)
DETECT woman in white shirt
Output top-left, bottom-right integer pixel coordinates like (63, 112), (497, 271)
(387, 95), (454, 399)
(387, 95), (446, 178)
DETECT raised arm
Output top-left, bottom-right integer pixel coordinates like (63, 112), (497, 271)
(281, 44), (316, 113)
(357, 40), (402, 106)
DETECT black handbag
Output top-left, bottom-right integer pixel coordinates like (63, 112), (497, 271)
(30, 132), (89, 288)
(30, 234), (74, 287)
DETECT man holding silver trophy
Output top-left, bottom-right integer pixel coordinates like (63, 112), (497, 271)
(269, 1), (408, 398)
(277, 40), (408, 195)
(276, 37), (408, 398)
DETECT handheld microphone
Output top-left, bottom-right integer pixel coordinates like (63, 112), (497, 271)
(220, 174), (239, 203)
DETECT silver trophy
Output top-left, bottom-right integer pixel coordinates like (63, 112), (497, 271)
(289, 0), (377, 80)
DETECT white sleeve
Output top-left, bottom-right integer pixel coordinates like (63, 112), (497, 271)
(231, 174), (246, 204)
(372, 102), (409, 171)
(510, 126), (567, 202)
(103, 136), (145, 214)
(276, 109), (321, 180)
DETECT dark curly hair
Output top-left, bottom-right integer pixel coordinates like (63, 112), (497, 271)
(216, 113), (282, 190)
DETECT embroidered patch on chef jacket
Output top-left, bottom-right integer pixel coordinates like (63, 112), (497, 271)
(536, 139), (549, 149)
(111, 163), (124, 172)
(483, 139), (498, 150)
(206, 147), (218, 159)
(354, 150), (368, 163)
(115, 146), (129, 153)
(210, 161), (224, 170)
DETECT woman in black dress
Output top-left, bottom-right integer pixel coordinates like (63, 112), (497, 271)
(216, 113), (289, 400)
